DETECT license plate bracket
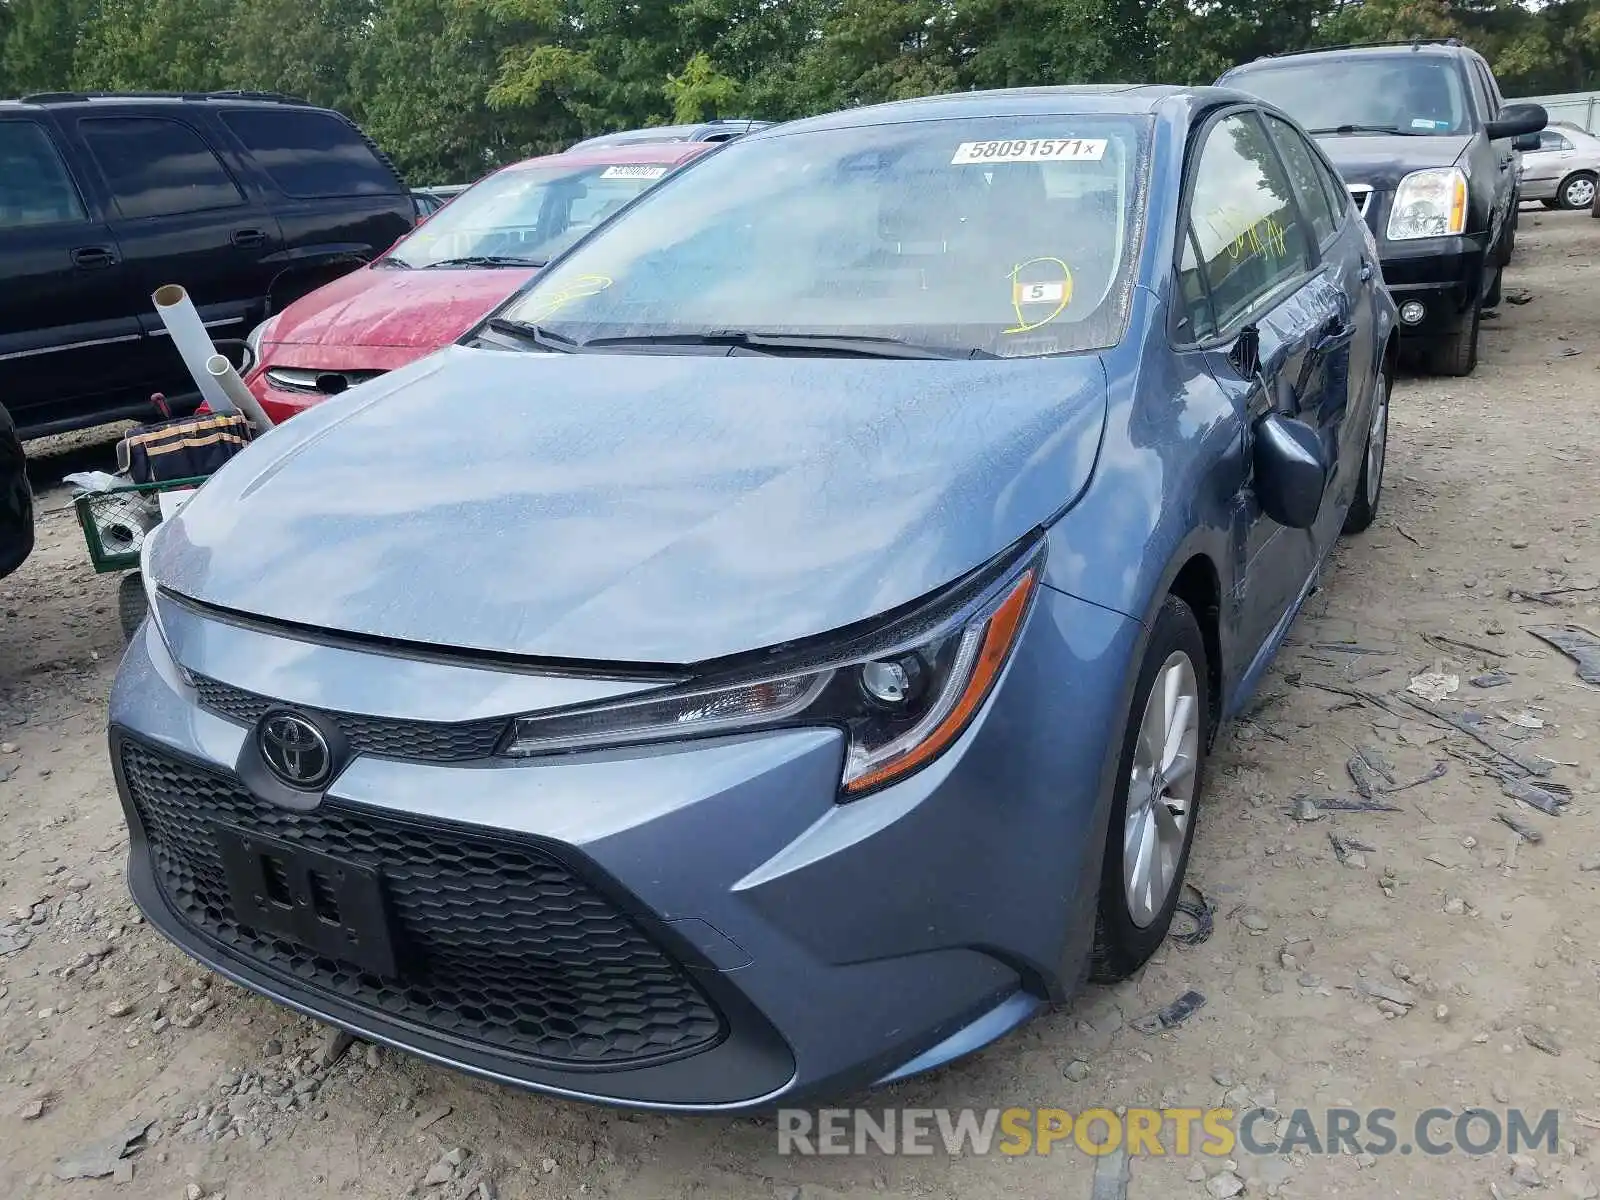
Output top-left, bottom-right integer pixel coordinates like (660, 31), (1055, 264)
(215, 823), (397, 978)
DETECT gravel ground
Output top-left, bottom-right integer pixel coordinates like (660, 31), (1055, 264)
(2, 210), (1598, 1200)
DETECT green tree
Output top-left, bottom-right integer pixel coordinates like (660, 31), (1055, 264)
(487, 0), (691, 138)
(2, 0), (99, 94)
(353, 0), (537, 182)
(664, 50), (740, 121)
(957, 0), (1154, 90)
(220, 0), (372, 114)
(787, 0), (963, 111)
(73, 0), (232, 92)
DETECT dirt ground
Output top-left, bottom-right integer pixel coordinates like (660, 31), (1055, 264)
(3, 210), (1600, 1200)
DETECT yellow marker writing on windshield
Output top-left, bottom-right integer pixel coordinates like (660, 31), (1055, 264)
(1006, 257), (1074, 334)
(517, 273), (615, 323)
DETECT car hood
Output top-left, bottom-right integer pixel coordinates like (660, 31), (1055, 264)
(151, 345), (1109, 664)
(264, 266), (535, 349)
(1315, 132), (1474, 191)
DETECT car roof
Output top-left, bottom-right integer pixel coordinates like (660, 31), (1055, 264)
(1225, 41), (1478, 73)
(569, 120), (770, 150)
(497, 141), (715, 174)
(0, 89), (321, 112)
(759, 84), (1225, 136)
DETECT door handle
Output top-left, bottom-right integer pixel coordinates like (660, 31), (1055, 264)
(71, 246), (117, 270)
(1315, 319), (1358, 354)
(231, 228), (268, 248)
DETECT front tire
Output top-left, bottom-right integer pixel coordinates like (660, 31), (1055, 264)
(1560, 172), (1597, 211)
(1427, 303), (1480, 377)
(1343, 367), (1389, 535)
(1089, 595), (1209, 983)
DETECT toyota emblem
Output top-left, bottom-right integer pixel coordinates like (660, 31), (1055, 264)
(257, 712), (332, 790)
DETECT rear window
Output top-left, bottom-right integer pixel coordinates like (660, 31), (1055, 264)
(1225, 55), (1473, 137)
(220, 109), (400, 199)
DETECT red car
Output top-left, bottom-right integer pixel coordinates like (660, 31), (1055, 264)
(241, 142), (714, 424)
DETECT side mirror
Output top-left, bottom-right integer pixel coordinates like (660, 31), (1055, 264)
(1513, 132), (1541, 153)
(1254, 412), (1329, 530)
(1486, 103), (1547, 142)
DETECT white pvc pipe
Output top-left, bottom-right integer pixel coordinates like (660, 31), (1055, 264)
(205, 355), (275, 433)
(152, 284), (235, 414)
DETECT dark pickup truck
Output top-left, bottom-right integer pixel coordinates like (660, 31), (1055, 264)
(0, 92), (414, 438)
(1221, 40), (1546, 376)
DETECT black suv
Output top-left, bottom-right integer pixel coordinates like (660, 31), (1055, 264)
(0, 92), (414, 437)
(1220, 40), (1546, 376)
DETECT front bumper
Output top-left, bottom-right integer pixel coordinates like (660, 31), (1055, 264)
(110, 587), (1138, 1111)
(1378, 233), (1490, 337)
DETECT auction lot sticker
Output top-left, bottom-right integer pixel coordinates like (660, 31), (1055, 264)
(600, 165), (670, 180)
(952, 138), (1107, 165)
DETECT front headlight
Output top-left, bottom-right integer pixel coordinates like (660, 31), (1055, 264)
(1387, 167), (1468, 241)
(499, 540), (1044, 796)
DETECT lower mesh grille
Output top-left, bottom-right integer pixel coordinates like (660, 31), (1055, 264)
(120, 739), (724, 1068)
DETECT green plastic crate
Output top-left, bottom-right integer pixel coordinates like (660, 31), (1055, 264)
(74, 476), (209, 574)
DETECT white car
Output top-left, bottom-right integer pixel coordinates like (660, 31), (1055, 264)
(1520, 124), (1600, 211)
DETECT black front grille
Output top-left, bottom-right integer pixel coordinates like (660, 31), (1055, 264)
(191, 676), (510, 762)
(121, 740), (725, 1068)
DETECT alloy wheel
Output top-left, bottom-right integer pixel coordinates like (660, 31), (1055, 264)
(1565, 176), (1597, 210)
(1124, 652), (1200, 928)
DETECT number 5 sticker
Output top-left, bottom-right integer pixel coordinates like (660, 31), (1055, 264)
(1006, 258), (1074, 333)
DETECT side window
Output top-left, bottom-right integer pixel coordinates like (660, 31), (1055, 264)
(219, 110), (400, 199)
(1466, 62), (1494, 124)
(0, 120), (88, 229)
(1314, 154), (1352, 224)
(1477, 61), (1506, 116)
(1186, 112), (1313, 332)
(1177, 224), (1217, 342)
(1265, 115), (1338, 245)
(80, 117), (242, 219)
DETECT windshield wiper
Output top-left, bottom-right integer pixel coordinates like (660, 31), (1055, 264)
(576, 330), (998, 360)
(425, 255), (547, 269)
(374, 256), (414, 269)
(1306, 124), (1419, 136)
(483, 318), (578, 353)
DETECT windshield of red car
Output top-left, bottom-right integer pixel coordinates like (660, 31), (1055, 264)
(385, 161), (679, 269)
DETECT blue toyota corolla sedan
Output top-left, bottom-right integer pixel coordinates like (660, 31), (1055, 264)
(111, 84), (1396, 1112)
